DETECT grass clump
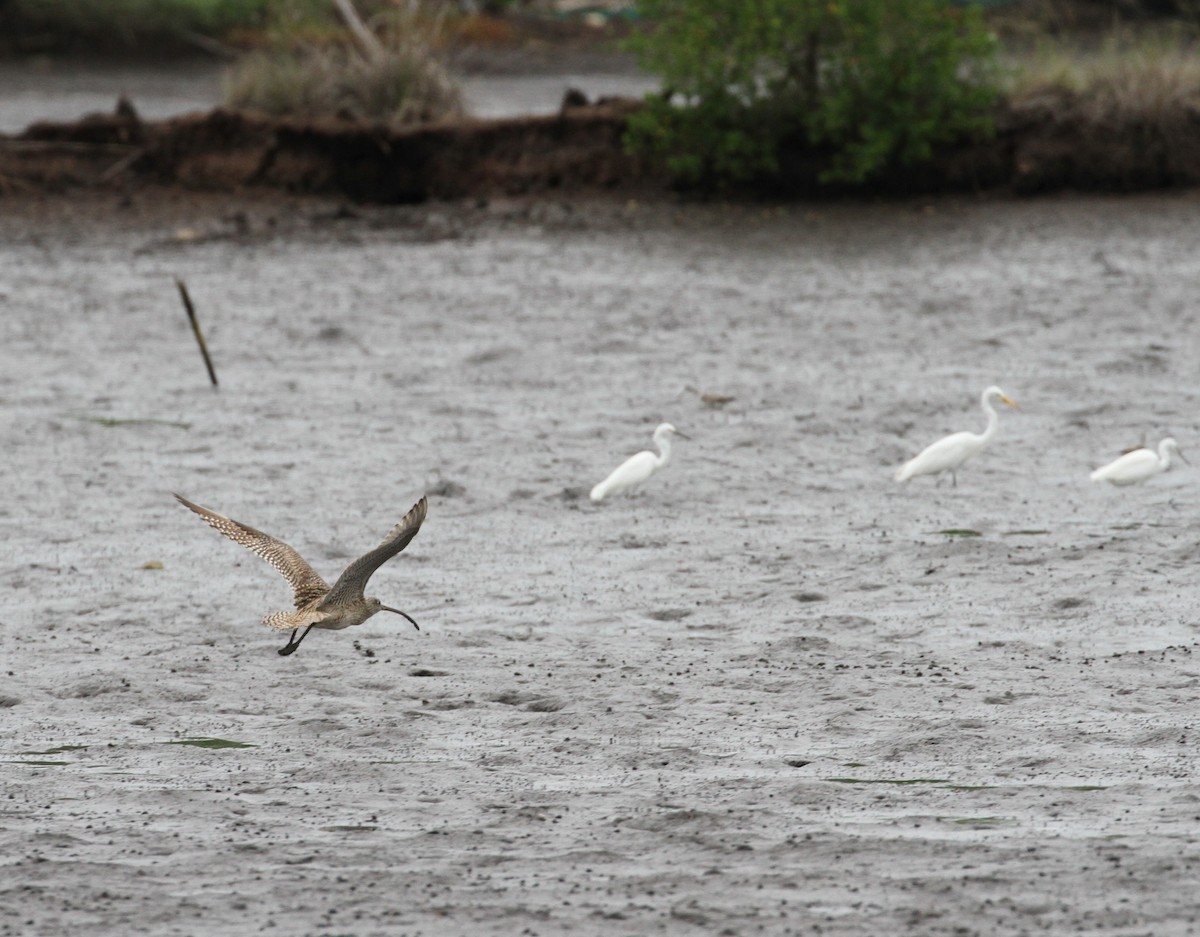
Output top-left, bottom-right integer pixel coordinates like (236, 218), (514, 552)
(1005, 26), (1200, 187)
(165, 737), (256, 749)
(225, 43), (462, 124)
(223, 7), (461, 124)
(1008, 27), (1200, 121)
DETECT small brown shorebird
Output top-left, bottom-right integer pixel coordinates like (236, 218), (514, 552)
(175, 494), (428, 656)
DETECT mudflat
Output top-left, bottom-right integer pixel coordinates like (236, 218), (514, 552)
(3, 190), (1199, 935)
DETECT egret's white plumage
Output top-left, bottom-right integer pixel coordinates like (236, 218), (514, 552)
(590, 422), (688, 502)
(1090, 437), (1183, 486)
(895, 385), (1018, 486)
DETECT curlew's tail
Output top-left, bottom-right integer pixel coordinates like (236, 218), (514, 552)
(262, 608), (329, 632)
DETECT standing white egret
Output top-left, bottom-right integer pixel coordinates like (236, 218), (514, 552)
(1090, 437), (1184, 486)
(895, 385), (1019, 486)
(590, 422), (689, 502)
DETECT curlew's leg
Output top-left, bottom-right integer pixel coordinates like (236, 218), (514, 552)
(278, 625), (314, 657)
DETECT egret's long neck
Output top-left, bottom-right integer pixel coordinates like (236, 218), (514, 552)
(654, 431), (673, 469)
(1158, 442), (1174, 471)
(976, 392), (1000, 444)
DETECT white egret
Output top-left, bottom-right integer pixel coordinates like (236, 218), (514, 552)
(1090, 437), (1184, 486)
(590, 422), (689, 502)
(895, 385), (1018, 486)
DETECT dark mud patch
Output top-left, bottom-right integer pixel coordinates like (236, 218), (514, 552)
(5, 95), (648, 200)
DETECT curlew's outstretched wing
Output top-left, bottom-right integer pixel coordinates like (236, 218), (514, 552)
(174, 494), (330, 609)
(322, 496), (428, 607)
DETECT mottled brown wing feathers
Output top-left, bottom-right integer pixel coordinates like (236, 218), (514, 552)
(323, 496), (428, 606)
(261, 607), (332, 632)
(174, 494), (330, 609)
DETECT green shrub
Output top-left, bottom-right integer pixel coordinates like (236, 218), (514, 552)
(626, 0), (1002, 186)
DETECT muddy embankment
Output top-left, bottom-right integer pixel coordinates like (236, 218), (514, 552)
(2, 91), (1199, 200)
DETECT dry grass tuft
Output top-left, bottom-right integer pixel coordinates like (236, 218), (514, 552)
(1002, 27), (1200, 189)
(223, 10), (462, 125)
(1008, 30), (1200, 123)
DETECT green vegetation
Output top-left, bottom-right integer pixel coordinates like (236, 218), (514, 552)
(625, 0), (1001, 187)
(946, 815), (1016, 826)
(72, 416), (192, 430)
(20, 745), (88, 755)
(165, 737), (256, 748)
(825, 777), (951, 785)
(0, 0), (276, 47)
(0, 0), (425, 56)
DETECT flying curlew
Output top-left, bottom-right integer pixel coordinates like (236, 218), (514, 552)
(175, 493), (428, 656)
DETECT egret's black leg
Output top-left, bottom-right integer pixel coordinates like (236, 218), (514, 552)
(952, 471), (958, 488)
(278, 625), (314, 657)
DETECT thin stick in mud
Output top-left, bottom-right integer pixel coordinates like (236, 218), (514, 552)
(175, 277), (218, 388)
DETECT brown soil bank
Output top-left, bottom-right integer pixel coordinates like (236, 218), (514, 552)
(4, 92), (1200, 200)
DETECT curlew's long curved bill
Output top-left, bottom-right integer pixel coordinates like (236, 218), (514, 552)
(381, 605), (420, 631)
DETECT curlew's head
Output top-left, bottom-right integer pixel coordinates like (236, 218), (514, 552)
(368, 596), (420, 631)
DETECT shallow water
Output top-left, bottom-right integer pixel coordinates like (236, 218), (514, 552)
(0, 58), (653, 132)
(2, 191), (1199, 935)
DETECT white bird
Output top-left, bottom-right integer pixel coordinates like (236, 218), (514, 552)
(590, 422), (689, 502)
(1090, 437), (1184, 486)
(895, 385), (1019, 486)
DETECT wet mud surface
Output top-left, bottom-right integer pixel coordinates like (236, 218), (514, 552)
(3, 191), (1200, 934)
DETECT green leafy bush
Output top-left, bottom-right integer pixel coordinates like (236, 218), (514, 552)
(626, 0), (1002, 186)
